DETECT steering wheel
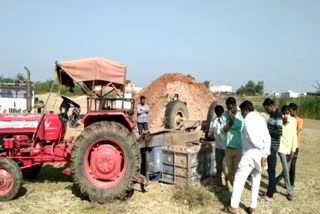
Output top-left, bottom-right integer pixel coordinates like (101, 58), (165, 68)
(61, 96), (80, 108)
(59, 96), (81, 127)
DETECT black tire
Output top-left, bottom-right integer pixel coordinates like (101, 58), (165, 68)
(0, 158), (23, 201)
(22, 164), (42, 180)
(70, 121), (140, 203)
(205, 101), (219, 140)
(164, 100), (189, 129)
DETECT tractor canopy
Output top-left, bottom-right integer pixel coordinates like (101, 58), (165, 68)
(55, 58), (127, 95)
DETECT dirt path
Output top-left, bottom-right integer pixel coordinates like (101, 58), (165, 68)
(0, 119), (319, 214)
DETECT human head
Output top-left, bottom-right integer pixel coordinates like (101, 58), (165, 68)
(263, 98), (275, 114)
(288, 103), (298, 117)
(140, 96), (146, 105)
(281, 105), (290, 124)
(225, 97), (237, 114)
(214, 105), (224, 117)
(239, 100), (255, 118)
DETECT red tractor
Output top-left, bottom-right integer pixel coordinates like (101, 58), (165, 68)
(0, 58), (142, 203)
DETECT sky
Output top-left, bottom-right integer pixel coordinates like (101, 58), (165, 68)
(0, 0), (319, 93)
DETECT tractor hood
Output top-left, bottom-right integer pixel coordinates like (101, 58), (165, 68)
(55, 58), (127, 91)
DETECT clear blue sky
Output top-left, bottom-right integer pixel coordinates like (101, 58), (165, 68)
(0, 0), (319, 93)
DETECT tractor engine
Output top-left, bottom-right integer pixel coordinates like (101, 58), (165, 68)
(1, 135), (34, 156)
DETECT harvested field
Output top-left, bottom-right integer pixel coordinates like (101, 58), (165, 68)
(0, 118), (319, 214)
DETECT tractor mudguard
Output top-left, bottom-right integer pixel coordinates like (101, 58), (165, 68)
(81, 111), (134, 132)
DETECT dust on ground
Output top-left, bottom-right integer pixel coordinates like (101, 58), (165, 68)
(0, 119), (319, 214)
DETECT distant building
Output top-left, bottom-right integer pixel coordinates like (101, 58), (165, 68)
(280, 90), (302, 98)
(125, 81), (143, 95)
(305, 92), (320, 97)
(273, 92), (280, 97)
(209, 85), (233, 93)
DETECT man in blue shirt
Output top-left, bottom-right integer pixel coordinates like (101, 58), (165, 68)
(221, 97), (244, 186)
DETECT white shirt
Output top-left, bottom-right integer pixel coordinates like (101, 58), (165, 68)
(209, 116), (226, 150)
(241, 111), (271, 171)
(137, 103), (149, 123)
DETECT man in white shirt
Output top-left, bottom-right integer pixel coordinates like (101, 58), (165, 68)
(208, 105), (226, 192)
(137, 96), (149, 135)
(228, 101), (271, 214)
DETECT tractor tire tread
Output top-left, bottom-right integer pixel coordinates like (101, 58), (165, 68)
(0, 158), (23, 201)
(70, 121), (140, 203)
(164, 100), (189, 129)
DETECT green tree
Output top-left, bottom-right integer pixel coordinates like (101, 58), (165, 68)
(236, 80), (264, 95)
(203, 80), (211, 88)
(16, 73), (25, 81)
(255, 81), (264, 95)
(0, 75), (13, 83)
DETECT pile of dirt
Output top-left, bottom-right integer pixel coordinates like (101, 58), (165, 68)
(134, 73), (215, 132)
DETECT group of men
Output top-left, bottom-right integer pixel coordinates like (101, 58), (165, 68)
(136, 95), (303, 213)
(209, 97), (303, 214)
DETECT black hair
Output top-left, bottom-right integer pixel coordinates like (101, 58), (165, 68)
(289, 103), (298, 111)
(140, 96), (145, 100)
(226, 97), (236, 106)
(214, 105), (224, 117)
(281, 105), (289, 114)
(239, 100), (254, 112)
(263, 98), (274, 106)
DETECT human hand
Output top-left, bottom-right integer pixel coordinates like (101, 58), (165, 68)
(290, 151), (294, 159)
(229, 111), (235, 121)
(261, 158), (267, 168)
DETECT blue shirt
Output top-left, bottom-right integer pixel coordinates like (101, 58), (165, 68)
(220, 109), (244, 149)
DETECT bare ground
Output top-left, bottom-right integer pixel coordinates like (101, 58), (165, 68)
(0, 119), (319, 214)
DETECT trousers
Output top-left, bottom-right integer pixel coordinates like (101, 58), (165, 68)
(266, 148), (278, 198)
(215, 148), (225, 186)
(231, 157), (261, 209)
(276, 152), (293, 195)
(224, 147), (242, 185)
(289, 148), (299, 186)
(138, 122), (148, 135)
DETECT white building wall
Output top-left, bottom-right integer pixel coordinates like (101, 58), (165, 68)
(209, 85), (233, 93)
(280, 90), (301, 98)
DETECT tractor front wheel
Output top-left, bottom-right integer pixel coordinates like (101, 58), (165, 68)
(70, 121), (140, 203)
(0, 158), (23, 201)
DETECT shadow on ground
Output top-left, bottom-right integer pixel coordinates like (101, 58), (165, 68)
(26, 164), (72, 183)
(204, 176), (248, 212)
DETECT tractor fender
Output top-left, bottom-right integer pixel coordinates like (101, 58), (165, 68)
(81, 111), (134, 132)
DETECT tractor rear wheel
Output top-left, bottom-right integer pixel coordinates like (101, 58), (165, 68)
(164, 100), (189, 129)
(0, 158), (23, 201)
(70, 121), (140, 203)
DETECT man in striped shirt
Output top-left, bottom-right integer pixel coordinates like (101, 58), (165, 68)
(262, 98), (283, 201)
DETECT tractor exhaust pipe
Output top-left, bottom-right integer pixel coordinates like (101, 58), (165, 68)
(24, 66), (32, 113)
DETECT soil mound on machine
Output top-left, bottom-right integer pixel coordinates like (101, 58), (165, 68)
(134, 73), (215, 133)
